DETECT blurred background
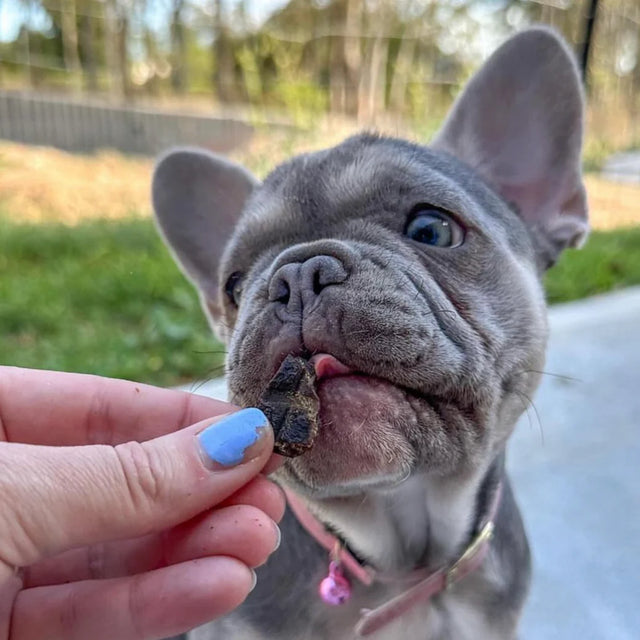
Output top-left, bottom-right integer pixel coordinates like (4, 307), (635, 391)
(1, 0), (639, 386)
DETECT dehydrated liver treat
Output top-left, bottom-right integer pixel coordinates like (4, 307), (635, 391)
(258, 355), (320, 457)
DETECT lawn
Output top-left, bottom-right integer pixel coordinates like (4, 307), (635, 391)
(2, 214), (639, 386)
(0, 216), (224, 386)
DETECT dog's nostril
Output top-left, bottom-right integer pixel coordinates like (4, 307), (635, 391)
(306, 256), (348, 296)
(274, 279), (290, 304)
(268, 262), (301, 305)
(312, 270), (323, 296)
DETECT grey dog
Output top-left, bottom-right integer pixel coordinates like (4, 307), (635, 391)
(152, 27), (587, 640)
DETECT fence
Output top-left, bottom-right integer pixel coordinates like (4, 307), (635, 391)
(0, 90), (256, 155)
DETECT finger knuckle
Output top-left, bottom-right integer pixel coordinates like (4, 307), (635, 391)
(126, 573), (148, 638)
(114, 441), (165, 515)
(59, 583), (82, 633)
(0, 453), (46, 566)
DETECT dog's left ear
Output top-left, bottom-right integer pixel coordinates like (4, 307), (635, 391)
(432, 27), (588, 267)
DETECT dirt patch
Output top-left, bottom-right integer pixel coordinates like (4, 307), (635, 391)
(0, 143), (153, 224)
(584, 175), (640, 231)
(0, 138), (639, 230)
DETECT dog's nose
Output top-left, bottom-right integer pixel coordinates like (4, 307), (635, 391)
(268, 255), (348, 307)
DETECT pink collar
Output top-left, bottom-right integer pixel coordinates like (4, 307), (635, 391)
(284, 482), (502, 637)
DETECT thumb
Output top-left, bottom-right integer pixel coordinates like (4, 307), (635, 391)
(0, 408), (274, 567)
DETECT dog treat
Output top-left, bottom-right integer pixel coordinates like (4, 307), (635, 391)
(258, 355), (320, 457)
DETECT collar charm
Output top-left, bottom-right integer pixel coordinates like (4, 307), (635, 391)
(319, 558), (352, 605)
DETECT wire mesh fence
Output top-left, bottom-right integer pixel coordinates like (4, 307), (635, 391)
(0, 0), (638, 172)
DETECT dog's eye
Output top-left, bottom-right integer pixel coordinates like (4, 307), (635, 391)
(224, 271), (244, 306)
(405, 209), (464, 247)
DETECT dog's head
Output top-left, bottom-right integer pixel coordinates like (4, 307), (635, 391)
(152, 28), (587, 498)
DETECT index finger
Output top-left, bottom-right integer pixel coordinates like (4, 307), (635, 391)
(0, 366), (235, 445)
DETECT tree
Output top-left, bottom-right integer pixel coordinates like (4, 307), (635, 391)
(59, 0), (81, 85)
(103, 0), (132, 99)
(78, 1), (98, 91)
(212, 0), (237, 102)
(170, 0), (187, 93)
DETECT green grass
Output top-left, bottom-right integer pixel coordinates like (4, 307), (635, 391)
(544, 227), (640, 304)
(1, 217), (639, 386)
(0, 216), (224, 386)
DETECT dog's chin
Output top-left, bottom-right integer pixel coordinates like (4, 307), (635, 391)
(279, 466), (413, 499)
(281, 369), (418, 494)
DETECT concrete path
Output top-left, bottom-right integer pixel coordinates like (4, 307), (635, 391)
(508, 287), (640, 639)
(602, 151), (640, 184)
(181, 287), (640, 639)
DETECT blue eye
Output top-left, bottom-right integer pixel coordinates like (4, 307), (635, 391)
(405, 209), (463, 247)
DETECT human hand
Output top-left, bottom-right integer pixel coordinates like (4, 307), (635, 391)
(0, 367), (285, 640)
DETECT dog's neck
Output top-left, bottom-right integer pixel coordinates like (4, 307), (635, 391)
(297, 455), (504, 574)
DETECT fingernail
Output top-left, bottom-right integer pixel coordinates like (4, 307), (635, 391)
(273, 523), (281, 552)
(197, 408), (269, 469)
(249, 569), (258, 592)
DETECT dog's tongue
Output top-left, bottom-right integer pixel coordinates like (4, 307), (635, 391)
(310, 353), (354, 380)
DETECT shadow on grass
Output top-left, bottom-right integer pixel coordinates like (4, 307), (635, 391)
(1, 215), (639, 385)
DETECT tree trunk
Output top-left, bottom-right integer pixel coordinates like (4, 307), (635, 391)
(170, 0), (187, 93)
(389, 0), (437, 114)
(358, 35), (387, 124)
(213, 0), (236, 103)
(60, 0), (82, 88)
(117, 12), (133, 99)
(343, 0), (362, 115)
(18, 24), (33, 88)
(388, 27), (415, 112)
(104, 0), (121, 97)
(329, 37), (346, 113)
(357, 3), (390, 123)
(144, 26), (161, 96)
(627, 5), (640, 141)
(79, 12), (98, 92)
(103, 0), (132, 100)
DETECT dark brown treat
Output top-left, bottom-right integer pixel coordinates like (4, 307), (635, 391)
(258, 355), (320, 457)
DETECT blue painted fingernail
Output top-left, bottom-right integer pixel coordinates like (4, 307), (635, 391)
(197, 408), (269, 468)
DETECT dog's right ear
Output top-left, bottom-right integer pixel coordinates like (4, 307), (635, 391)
(152, 148), (259, 325)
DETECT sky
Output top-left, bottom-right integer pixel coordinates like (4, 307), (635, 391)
(0, 0), (290, 43)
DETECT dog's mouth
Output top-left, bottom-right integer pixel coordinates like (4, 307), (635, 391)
(282, 353), (418, 492)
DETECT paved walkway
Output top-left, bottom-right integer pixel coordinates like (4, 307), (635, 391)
(508, 287), (640, 639)
(181, 287), (640, 639)
(602, 151), (640, 183)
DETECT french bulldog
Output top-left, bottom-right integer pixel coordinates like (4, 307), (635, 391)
(152, 27), (588, 640)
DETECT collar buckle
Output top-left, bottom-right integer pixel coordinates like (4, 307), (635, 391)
(445, 520), (495, 590)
